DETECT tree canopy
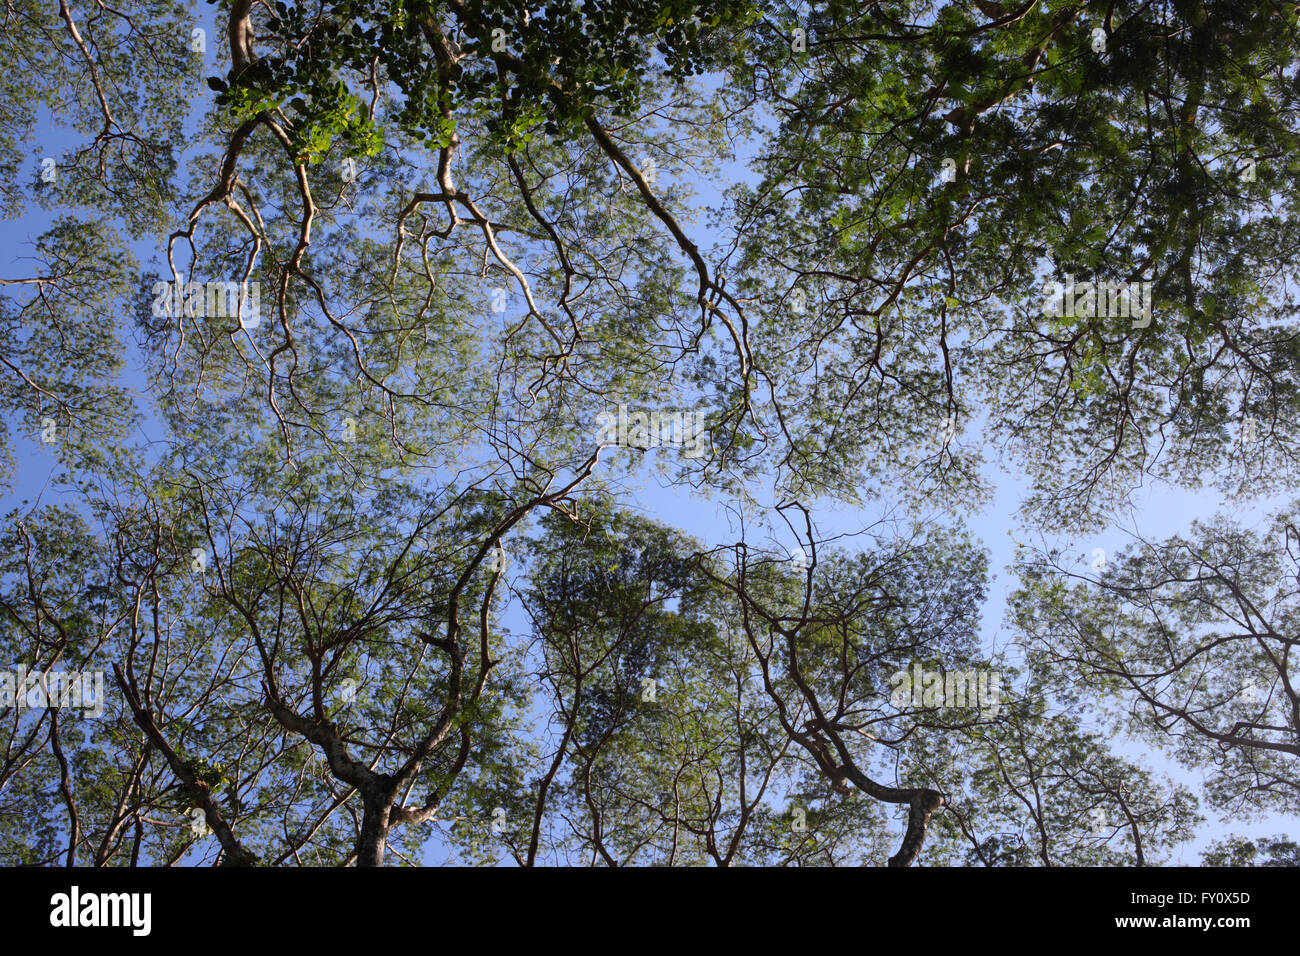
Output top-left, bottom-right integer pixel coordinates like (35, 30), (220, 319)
(0, 0), (1297, 866)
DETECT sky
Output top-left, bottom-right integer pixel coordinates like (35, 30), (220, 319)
(1, 3), (1294, 866)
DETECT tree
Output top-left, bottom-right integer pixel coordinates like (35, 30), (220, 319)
(1, 0), (1298, 867)
(1011, 503), (1300, 826)
(1202, 834), (1300, 867)
(723, 0), (1300, 527)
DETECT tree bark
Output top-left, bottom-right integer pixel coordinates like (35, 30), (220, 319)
(356, 791), (393, 867)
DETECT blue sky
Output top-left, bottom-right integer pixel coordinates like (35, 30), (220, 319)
(2, 4), (1295, 865)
